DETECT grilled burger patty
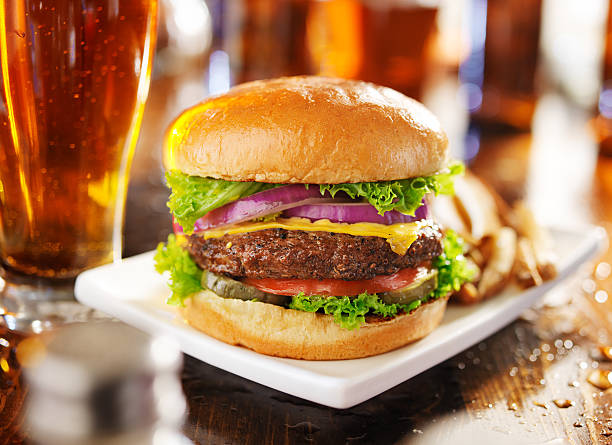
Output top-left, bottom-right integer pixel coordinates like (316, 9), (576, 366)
(187, 225), (443, 281)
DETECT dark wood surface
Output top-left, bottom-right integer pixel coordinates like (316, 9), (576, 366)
(2, 92), (612, 444)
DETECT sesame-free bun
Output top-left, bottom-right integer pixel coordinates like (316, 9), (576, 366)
(166, 76), (448, 184)
(180, 290), (448, 360)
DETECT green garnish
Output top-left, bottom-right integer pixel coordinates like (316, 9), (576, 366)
(289, 292), (423, 331)
(166, 170), (277, 233)
(319, 162), (464, 216)
(430, 229), (477, 299)
(154, 234), (203, 305)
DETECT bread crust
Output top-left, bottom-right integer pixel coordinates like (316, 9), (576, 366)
(179, 290), (448, 360)
(165, 76), (448, 184)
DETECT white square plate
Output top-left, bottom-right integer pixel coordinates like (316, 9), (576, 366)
(75, 226), (606, 408)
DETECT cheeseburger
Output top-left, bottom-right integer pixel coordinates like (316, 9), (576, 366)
(155, 76), (474, 360)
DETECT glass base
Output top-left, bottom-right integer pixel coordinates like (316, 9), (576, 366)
(0, 274), (109, 333)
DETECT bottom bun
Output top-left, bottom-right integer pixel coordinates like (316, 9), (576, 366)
(180, 290), (448, 360)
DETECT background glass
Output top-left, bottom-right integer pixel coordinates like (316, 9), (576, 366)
(0, 0), (157, 330)
(205, 0), (439, 100)
(460, 0), (542, 132)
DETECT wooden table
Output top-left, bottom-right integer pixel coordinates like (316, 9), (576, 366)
(2, 92), (612, 444)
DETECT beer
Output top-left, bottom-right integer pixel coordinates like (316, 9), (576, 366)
(461, 0), (542, 131)
(308, 0), (438, 99)
(597, 0), (612, 156)
(212, 0), (311, 84)
(0, 1), (157, 281)
(208, 0), (438, 99)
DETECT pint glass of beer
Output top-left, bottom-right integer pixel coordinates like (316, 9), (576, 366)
(460, 0), (542, 131)
(0, 1), (157, 330)
(307, 0), (438, 99)
(206, 0), (438, 100)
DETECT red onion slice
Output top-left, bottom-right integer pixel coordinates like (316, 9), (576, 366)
(174, 185), (430, 234)
(283, 201), (429, 224)
(191, 185), (335, 232)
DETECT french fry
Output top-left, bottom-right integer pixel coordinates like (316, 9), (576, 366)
(467, 247), (486, 268)
(477, 227), (517, 298)
(433, 169), (555, 303)
(477, 235), (495, 265)
(514, 237), (543, 288)
(454, 282), (481, 305)
(453, 174), (502, 241)
(430, 194), (471, 241)
(511, 202), (557, 281)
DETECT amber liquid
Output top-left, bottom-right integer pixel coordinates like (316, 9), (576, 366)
(464, 0), (542, 131)
(0, 0), (157, 280)
(222, 0), (311, 84)
(597, 0), (612, 156)
(214, 0), (437, 99)
(0, 323), (28, 441)
(308, 0), (437, 99)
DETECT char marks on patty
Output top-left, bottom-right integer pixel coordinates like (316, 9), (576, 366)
(187, 225), (443, 281)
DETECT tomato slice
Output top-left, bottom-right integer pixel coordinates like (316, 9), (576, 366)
(243, 267), (429, 297)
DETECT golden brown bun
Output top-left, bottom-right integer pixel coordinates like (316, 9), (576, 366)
(180, 290), (448, 360)
(166, 76), (448, 184)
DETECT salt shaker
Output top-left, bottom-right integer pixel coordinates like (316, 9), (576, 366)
(23, 321), (190, 445)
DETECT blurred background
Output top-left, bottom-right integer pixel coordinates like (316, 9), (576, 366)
(124, 0), (612, 258)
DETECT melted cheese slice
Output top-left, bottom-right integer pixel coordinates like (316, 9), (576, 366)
(202, 217), (425, 255)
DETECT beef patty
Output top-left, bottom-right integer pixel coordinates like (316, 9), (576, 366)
(187, 225), (443, 281)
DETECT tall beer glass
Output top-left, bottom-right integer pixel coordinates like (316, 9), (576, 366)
(0, 1), (157, 330)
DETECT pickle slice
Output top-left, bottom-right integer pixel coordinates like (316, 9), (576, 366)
(203, 271), (290, 306)
(379, 270), (438, 305)
(203, 269), (438, 307)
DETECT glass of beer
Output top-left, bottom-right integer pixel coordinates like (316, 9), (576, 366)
(307, 0), (439, 99)
(596, 0), (612, 157)
(205, 0), (438, 100)
(0, 1), (157, 331)
(460, 0), (542, 132)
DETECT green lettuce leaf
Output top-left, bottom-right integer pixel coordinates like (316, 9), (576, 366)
(166, 170), (277, 233)
(154, 234), (203, 305)
(288, 229), (476, 330)
(319, 162), (464, 216)
(430, 229), (477, 299)
(289, 292), (423, 330)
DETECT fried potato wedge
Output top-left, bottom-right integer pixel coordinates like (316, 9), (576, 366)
(514, 237), (543, 288)
(477, 227), (517, 298)
(434, 169), (557, 304)
(453, 174), (502, 240)
(455, 282), (481, 305)
(511, 202), (557, 281)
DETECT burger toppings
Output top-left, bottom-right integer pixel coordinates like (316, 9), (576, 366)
(204, 271), (290, 306)
(186, 228), (443, 281)
(165, 171), (280, 231)
(155, 159), (475, 330)
(166, 162), (464, 234)
(185, 184), (329, 232)
(242, 266), (436, 297)
(155, 231), (475, 330)
(154, 234), (202, 305)
(281, 201), (429, 224)
(318, 162), (462, 216)
(289, 292), (427, 330)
